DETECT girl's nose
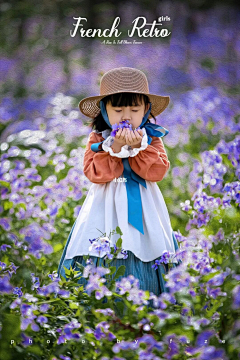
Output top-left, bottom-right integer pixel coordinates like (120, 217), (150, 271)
(121, 111), (131, 120)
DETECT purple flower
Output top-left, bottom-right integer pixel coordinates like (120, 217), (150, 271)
(86, 258), (93, 265)
(207, 287), (225, 299)
(8, 262), (19, 275)
(189, 289), (196, 297)
(196, 330), (215, 346)
(21, 303), (37, 317)
(31, 322), (40, 332)
(0, 275), (13, 293)
(0, 244), (11, 252)
(121, 249), (128, 259)
(173, 230), (186, 243)
(57, 320), (81, 345)
(89, 236), (111, 254)
(159, 251), (171, 264)
(37, 280), (61, 297)
(196, 318), (210, 326)
(36, 315), (48, 324)
(108, 332), (116, 341)
(207, 273), (225, 287)
(153, 309), (169, 319)
(152, 259), (161, 270)
(110, 123), (120, 137)
(39, 303), (50, 312)
(21, 333), (33, 348)
(232, 285), (240, 309)
(21, 318), (33, 331)
(48, 272), (58, 281)
(13, 287), (23, 297)
(31, 273), (40, 289)
(59, 355), (71, 360)
(106, 253), (114, 260)
(199, 346), (226, 360)
(0, 218), (11, 231)
(94, 326), (106, 340)
(89, 238), (97, 244)
(10, 297), (21, 309)
(112, 340), (137, 354)
(95, 308), (115, 316)
(0, 262), (6, 270)
(83, 266), (111, 298)
(180, 199), (192, 211)
(110, 120), (134, 137)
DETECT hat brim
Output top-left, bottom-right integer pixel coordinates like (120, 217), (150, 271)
(78, 91), (170, 120)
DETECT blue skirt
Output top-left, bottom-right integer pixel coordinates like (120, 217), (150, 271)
(57, 220), (180, 303)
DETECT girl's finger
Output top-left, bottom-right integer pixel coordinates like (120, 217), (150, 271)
(116, 128), (123, 138)
(126, 128), (134, 142)
(133, 130), (141, 141)
(119, 128), (127, 141)
(121, 127), (127, 139)
(132, 130), (141, 145)
(124, 129), (130, 143)
(132, 129), (140, 142)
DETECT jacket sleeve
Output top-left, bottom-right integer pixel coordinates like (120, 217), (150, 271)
(128, 136), (170, 182)
(83, 132), (124, 184)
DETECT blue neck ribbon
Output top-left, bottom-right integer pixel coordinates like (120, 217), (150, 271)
(90, 100), (169, 234)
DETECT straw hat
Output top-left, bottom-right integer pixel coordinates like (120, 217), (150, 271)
(78, 67), (170, 119)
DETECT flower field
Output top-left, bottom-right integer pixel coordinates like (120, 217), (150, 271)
(0, 2), (240, 360)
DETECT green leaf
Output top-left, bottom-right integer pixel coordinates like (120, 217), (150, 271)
(114, 300), (125, 317)
(75, 261), (85, 272)
(69, 302), (79, 309)
(3, 201), (13, 210)
(40, 256), (46, 265)
(202, 270), (221, 283)
(53, 244), (63, 253)
(113, 265), (126, 280)
(144, 290), (150, 300)
(109, 266), (116, 275)
(16, 202), (26, 210)
(57, 315), (70, 321)
(63, 266), (71, 275)
(116, 226), (123, 236)
(0, 180), (11, 189)
(116, 237), (122, 248)
(188, 268), (200, 276)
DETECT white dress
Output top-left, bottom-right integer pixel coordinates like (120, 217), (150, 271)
(64, 128), (177, 263)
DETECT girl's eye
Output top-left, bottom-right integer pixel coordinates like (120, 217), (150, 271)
(114, 109), (138, 112)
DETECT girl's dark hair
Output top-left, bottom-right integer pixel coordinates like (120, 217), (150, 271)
(88, 92), (157, 132)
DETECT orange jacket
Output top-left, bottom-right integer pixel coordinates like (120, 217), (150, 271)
(83, 131), (170, 184)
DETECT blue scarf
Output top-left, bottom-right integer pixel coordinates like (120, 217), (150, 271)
(90, 100), (169, 234)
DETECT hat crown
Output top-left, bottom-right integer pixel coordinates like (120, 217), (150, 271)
(100, 67), (149, 96)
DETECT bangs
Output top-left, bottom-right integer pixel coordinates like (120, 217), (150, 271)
(103, 92), (149, 107)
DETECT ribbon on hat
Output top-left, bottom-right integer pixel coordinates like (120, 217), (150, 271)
(90, 100), (169, 234)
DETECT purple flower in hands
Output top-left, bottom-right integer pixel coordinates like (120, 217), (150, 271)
(111, 119), (135, 137)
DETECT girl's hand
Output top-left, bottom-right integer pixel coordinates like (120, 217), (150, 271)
(125, 128), (143, 148)
(113, 127), (128, 146)
(111, 128), (128, 153)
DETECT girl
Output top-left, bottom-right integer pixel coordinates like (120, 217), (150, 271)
(57, 67), (179, 298)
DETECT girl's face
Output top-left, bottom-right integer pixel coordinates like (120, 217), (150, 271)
(106, 99), (150, 129)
